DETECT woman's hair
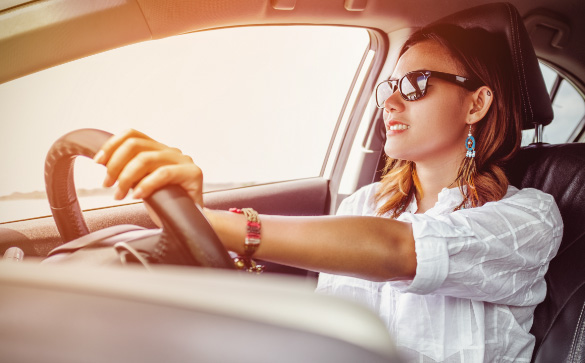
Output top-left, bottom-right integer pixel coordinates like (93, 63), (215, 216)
(376, 24), (523, 217)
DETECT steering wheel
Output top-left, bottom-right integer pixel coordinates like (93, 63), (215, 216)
(44, 128), (235, 269)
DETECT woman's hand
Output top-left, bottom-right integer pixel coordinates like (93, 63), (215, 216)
(93, 129), (204, 207)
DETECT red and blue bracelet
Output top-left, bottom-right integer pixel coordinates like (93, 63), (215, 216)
(229, 208), (264, 273)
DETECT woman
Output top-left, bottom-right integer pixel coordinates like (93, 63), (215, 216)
(94, 24), (562, 362)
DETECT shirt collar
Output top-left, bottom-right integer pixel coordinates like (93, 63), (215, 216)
(402, 186), (465, 217)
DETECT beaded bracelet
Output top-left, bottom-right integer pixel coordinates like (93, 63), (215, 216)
(229, 208), (264, 273)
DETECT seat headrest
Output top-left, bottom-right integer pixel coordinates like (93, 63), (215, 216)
(433, 2), (553, 129)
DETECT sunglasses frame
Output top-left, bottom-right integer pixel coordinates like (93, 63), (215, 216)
(375, 70), (484, 108)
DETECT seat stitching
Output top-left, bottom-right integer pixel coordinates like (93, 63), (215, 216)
(505, 5), (524, 118)
(508, 4), (530, 120)
(568, 301), (585, 362)
(515, 9), (535, 122)
(533, 281), (585, 360)
(506, 4), (533, 122)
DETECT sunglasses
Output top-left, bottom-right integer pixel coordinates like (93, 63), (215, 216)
(375, 70), (483, 108)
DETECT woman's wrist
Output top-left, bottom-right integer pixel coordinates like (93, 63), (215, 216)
(202, 207), (244, 253)
(202, 207), (220, 238)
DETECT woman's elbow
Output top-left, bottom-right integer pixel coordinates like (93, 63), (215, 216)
(377, 249), (417, 282)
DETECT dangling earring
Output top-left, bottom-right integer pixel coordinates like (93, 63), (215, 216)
(465, 125), (476, 158)
(459, 124), (479, 209)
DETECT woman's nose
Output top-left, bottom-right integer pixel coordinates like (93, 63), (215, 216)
(384, 87), (403, 112)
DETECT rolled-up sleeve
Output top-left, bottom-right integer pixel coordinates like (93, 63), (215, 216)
(397, 188), (563, 306)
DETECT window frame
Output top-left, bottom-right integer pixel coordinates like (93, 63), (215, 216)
(324, 28), (389, 214)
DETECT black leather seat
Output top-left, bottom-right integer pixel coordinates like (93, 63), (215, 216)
(507, 143), (585, 362)
(437, 3), (584, 362)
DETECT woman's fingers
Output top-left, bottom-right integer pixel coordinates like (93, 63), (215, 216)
(93, 129), (204, 206)
(133, 164), (204, 207)
(114, 149), (193, 200)
(94, 129), (154, 165)
(104, 138), (167, 188)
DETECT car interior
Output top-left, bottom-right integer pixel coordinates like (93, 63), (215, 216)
(1, 0), (584, 362)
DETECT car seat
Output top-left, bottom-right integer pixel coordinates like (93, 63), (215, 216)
(437, 3), (585, 362)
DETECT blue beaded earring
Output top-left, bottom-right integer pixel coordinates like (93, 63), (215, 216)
(465, 125), (476, 158)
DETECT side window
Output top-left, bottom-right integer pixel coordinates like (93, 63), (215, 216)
(0, 26), (371, 222)
(521, 62), (585, 145)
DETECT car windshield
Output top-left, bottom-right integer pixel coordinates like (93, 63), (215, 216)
(0, 26), (370, 223)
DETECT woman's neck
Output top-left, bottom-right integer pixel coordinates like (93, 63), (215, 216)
(414, 159), (461, 214)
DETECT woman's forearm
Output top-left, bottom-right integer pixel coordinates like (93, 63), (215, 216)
(92, 129), (416, 282)
(204, 209), (417, 282)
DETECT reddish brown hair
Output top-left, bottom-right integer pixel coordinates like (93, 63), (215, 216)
(376, 24), (523, 217)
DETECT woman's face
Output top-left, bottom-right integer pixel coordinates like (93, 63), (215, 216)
(383, 40), (473, 166)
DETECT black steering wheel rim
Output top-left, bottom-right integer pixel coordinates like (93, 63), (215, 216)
(44, 128), (234, 269)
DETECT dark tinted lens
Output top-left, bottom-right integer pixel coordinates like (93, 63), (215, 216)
(376, 81), (398, 107)
(400, 72), (427, 101)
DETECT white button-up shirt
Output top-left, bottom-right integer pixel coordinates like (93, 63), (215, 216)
(316, 183), (563, 362)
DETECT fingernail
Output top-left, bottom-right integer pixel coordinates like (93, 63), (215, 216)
(103, 174), (114, 187)
(132, 188), (143, 199)
(114, 188), (125, 200)
(94, 150), (105, 164)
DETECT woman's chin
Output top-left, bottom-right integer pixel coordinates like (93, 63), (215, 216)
(384, 145), (410, 161)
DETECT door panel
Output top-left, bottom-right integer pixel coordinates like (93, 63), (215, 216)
(204, 177), (329, 216)
(0, 177), (329, 278)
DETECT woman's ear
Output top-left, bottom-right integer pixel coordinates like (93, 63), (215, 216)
(467, 86), (494, 125)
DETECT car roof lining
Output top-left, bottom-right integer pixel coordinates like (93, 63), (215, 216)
(1, 0), (584, 88)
